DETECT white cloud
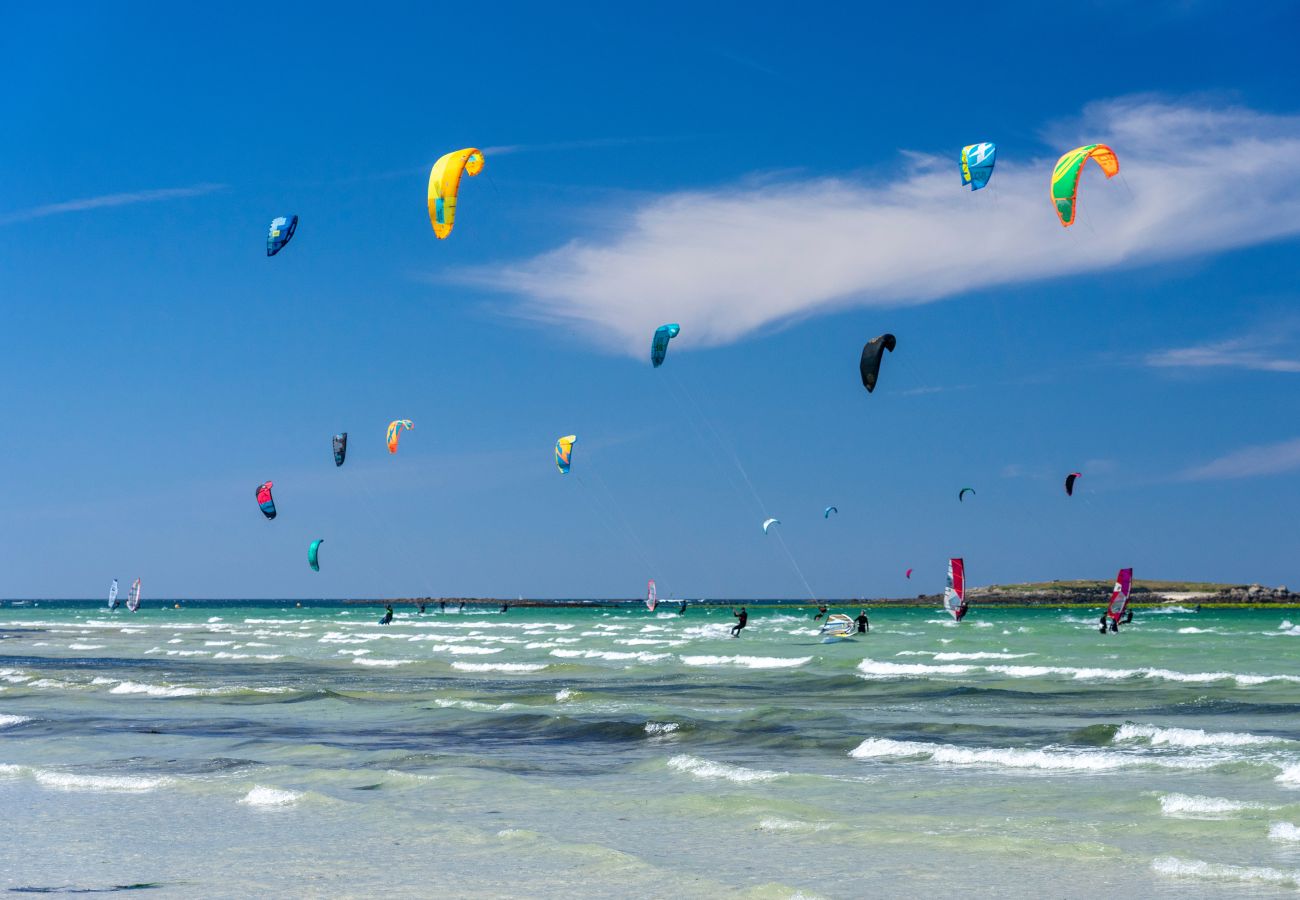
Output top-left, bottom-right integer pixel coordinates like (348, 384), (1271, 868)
(1146, 336), (1300, 373)
(0, 183), (225, 226)
(1181, 437), (1300, 481)
(461, 96), (1300, 355)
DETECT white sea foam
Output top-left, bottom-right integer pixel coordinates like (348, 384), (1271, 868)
(452, 662), (547, 673)
(680, 655), (811, 669)
(434, 698), (520, 712)
(550, 649), (670, 662)
(431, 644), (503, 655)
(1159, 793), (1267, 816)
(1115, 723), (1279, 748)
(67, 643), (105, 650)
(555, 688), (576, 701)
(109, 681), (205, 697)
(849, 737), (1212, 772)
(758, 817), (831, 833)
(1275, 764), (1300, 786)
(1271, 822), (1300, 842)
(0, 715), (31, 728)
(644, 722), (680, 736)
(35, 770), (174, 793)
(352, 658), (414, 667)
(1151, 857), (1300, 888)
(213, 652), (251, 659)
(239, 785), (302, 807)
(666, 754), (782, 783)
(857, 660), (975, 678)
(856, 658), (1300, 686)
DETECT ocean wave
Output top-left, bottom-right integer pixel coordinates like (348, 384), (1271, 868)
(1159, 793), (1268, 816)
(1151, 857), (1300, 888)
(109, 681), (206, 697)
(1271, 822), (1300, 842)
(1115, 724), (1281, 749)
(239, 786), (302, 807)
(0, 714), (31, 728)
(857, 660), (975, 678)
(644, 722), (680, 736)
(666, 754), (782, 783)
(1146, 606), (1196, 614)
(1275, 764), (1300, 786)
(16, 767), (176, 793)
(434, 698), (520, 712)
(896, 650), (1034, 661)
(680, 655), (811, 669)
(758, 817), (831, 833)
(67, 643), (105, 650)
(550, 649), (670, 663)
(849, 737), (1213, 772)
(352, 658), (415, 667)
(451, 662), (548, 673)
(430, 644), (503, 655)
(555, 688), (576, 701)
(856, 658), (1300, 686)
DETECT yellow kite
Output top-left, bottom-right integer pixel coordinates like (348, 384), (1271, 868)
(386, 419), (413, 454)
(428, 148), (484, 239)
(1051, 144), (1119, 227)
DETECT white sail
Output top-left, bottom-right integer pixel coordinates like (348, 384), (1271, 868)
(107, 579), (119, 610)
(646, 580), (658, 612)
(126, 578), (141, 612)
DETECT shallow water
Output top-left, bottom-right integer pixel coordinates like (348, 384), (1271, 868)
(4, 602), (1300, 897)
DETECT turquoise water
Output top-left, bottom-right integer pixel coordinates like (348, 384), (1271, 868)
(4, 602), (1300, 897)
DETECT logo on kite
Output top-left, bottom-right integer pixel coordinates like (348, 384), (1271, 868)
(266, 215), (298, 256)
(333, 433), (348, 467)
(386, 419), (413, 455)
(256, 481), (276, 520)
(762, 517), (780, 534)
(958, 487), (975, 503)
(555, 435), (577, 474)
(308, 539), (324, 572)
(1051, 144), (1119, 227)
(960, 142), (996, 191)
(1065, 472), (1082, 496)
(824, 506), (838, 518)
(651, 323), (680, 368)
(860, 334), (896, 393)
(428, 148), (484, 239)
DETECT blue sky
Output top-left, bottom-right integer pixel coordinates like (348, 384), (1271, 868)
(3, 2), (1299, 599)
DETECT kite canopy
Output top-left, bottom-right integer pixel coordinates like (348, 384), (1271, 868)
(651, 323), (680, 368)
(958, 487), (976, 502)
(1051, 144), (1119, 227)
(960, 142), (997, 191)
(905, 568), (913, 579)
(555, 434), (576, 474)
(428, 148), (484, 239)
(859, 334), (896, 393)
(308, 539), (323, 572)
(333, 433), (348, 467)
(256, 481), (276, 520)
(762, 517), (780, 534)
(386, 419), (413, 454)
(266, 215), (298, 256)
(824, 506), (838, 518)
(1065, 472), (1082, 496)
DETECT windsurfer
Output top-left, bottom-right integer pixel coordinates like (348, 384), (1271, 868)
(954, 602), (969, 622)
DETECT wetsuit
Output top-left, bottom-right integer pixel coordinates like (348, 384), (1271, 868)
(1099, 614), (1109, 634)
(678, 602), (686, 615)
(954, 603), (969, 622)
(730, 609), (748, 637)
(380, 606), (394, 625)
(1124, 609), (1133, 624)
(856, 613), (869, 634)
(814, 605), (828, 621)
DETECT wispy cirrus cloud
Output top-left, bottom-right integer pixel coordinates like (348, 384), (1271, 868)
(1146, 335), (1300, 373)
(0, 183), (225, 226)
(460, 96), (1300, 356)
(1181, 437), (1300, 481)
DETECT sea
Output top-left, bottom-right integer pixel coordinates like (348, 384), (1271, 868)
(4, 600), (1300, 898)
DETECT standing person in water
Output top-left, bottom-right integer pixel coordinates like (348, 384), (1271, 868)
(730, 606), (748, 637)
(814, 604), (828, 621)
(855, 610), (870, 634)
(500, 601), (509, 613)
(440, 600), (446, 612)
(380, 605), (394, 625)
(677, 600), (687, 616)
(458, 600), (465, 612)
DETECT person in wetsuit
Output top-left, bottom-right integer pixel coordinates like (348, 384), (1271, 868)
(730, 607), (748, 637)
(440, 600), (446, 612)
(814, 604), (828, 621)
(418, 602), (426, 614)
(1098, 613), (1109, 634)
(855, 610), (870, 634)
(954, 602), (969, 622)
(678, 601), (687, 615)
(1124, 608), (1133, 625)
(380, 605), (394, 625)
(500, 601), (509, 613)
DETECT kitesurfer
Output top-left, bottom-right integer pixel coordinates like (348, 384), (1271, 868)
(458, 600), (465, 612)
(855, 610), (870, 634)
(677, 601), (687, 616)
(814, 604), (828, 621)
(380, 605), (394, 625)
(730, 607), (748, 637)
(440, 600), (446, 612)
(418, 602), (426, 614)
(500, 601), (509, 614)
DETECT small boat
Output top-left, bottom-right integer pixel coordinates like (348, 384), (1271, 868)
(819, 613), (856, 642)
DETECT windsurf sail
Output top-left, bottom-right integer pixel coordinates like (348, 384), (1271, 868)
(943, 558), (966, 620)
(819, 613), (855, 639)
(1106, 567), (1133, 623)
(126, 578), (141, 613)
(646, 579), (658, 612)
(107, 579), (119, 611)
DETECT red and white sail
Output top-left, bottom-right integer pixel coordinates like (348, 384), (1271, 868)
(126, 578), (142, 612)
(943, 558), (965, 620)
(1106, 568), (1133, 622)
(646, 580), (657, 612)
